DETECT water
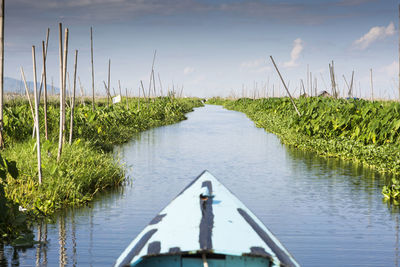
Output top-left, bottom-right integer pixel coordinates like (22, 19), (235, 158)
(1, 104), (399, 266)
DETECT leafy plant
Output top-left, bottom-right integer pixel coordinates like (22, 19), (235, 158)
(207, 97), (400, 203)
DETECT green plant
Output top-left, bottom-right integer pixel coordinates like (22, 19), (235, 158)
(207, 97), (400, 203)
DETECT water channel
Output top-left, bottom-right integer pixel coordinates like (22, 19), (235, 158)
(1, 104), (399, 266)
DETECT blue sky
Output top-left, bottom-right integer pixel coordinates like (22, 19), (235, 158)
(5, 0), (400, 98)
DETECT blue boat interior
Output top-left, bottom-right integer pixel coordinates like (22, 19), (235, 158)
(133, 253), (272, 267)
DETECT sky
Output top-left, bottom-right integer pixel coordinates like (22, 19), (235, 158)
(4, 0), (400, 98)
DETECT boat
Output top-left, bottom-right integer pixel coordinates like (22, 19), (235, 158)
(115, 171), (300, 267)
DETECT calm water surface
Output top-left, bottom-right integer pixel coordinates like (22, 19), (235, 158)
(1, 104), (399, 266)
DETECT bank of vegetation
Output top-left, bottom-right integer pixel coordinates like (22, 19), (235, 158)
(0, 97), (203, 244)
(207, 97), (400, 202)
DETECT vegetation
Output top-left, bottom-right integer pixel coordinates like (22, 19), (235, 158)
(0, 96), (203, 243)
(0, 154), (33, 244)
(207, 97), (400, 201)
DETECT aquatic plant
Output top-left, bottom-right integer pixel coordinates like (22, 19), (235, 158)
(0, 154), (32, 244)
(207, 97), (400, 202)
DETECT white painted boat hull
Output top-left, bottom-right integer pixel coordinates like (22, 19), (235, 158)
(115, 171), (300, 267)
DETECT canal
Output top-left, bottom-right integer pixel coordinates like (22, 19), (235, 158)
(1, 104), (399, 266)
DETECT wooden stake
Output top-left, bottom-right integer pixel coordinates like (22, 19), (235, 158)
(158, 73), (163, 97)
(300, 79), (306, 95)
(90, 26), (95, 111)
(42, 41), (48, 140)
(107, 59), (110, 107)
(69, 50), (78, 145)
(152, 70), (156, 97)
(306, 64), (309, 96)
(20, 67), (35, 121)
(62, 28), (68, 143)
(118, 80), (122, 98)
(343, 75), (350, 96)
(103, 81), (108, 97)
(57, 23), (64, 162)
(38, 28), (50, 100)
(140, 80), (148, 108)
(148, 50), (157, 98)
(67, 72), (72, 107)
(137, 86), (140, 111)
(32, 46), (42, 184)
(0, 0), (4, 148)
(140, 80), (146, 99)
(270, 56), (301, 116)
(329, 61), (337, 98)
(78, 77), (85, 106)
(314, 78), (317, 96)
(349, 70), (354, 98)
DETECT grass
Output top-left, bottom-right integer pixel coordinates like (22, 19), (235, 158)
(0, 96), (204, 243)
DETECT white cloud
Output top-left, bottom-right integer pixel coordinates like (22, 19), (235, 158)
(283, 38), (304, 68)
(353, 22), (395, 50)
(183, 66), (195, 75)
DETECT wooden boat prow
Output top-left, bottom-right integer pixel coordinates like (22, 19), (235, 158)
(115, 171), (300, 267)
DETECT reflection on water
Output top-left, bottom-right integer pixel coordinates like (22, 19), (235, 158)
(1, 104), (400, 266)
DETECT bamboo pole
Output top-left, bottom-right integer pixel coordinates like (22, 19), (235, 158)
(140, 80), (146, 99)
(118, 80), (122, 98)
(20, 67), (35, 120)
(158, 73), (163, 97)
(67, 72), (72, 107)
(329, 64), (333, 95)
(270, 56), (301, 116)
(137, 86), (140, 111)
(103, 81), (108, 97)
(57, 23), (64, 162)
(69, 50), (78, 145)
(62, 28), (68, 143)
(148, 50), (157, 98)
(38, 28), (50, 100)
(78, 77), (85, 106)
(329, 61), (337, 98)
(140, 80), (149, 108)
(107, 59), (110, 107)
(32, 46), (42, 184)
(306, 64), (309, 96)
(314, 78), (317, 96)
(90, 26), (95, 111)
(300, 79), (306, 95)
(0, 0), (4, 148)
(332, 61), (337, 98)
(152, 70), (156, 97)
(343, 75), (350, 96)
(42, 41), (48, 140)
(349, 70), (354, 98)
